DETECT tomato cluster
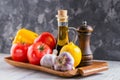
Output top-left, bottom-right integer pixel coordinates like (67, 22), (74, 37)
(11, 32), (56, 65)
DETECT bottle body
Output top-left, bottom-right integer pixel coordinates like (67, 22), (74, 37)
(56, 22), (69, 54)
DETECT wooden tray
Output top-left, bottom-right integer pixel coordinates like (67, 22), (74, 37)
(4, 56), (108, 77)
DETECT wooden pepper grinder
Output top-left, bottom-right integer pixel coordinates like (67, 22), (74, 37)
(77, 21), (93, 66)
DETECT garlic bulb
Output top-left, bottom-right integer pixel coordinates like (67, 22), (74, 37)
(40, 49), (58, 69)
(54, 52), (74, 71)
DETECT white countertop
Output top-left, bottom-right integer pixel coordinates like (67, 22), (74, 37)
(0, 53), (120, 80)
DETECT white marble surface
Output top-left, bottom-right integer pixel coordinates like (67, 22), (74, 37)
(0, 53), (120, 80)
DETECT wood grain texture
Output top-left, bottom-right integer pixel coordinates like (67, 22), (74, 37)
(79, 61), (108, 76)
(4, 56), (108, 77)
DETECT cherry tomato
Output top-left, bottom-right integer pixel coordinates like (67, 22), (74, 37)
(10, 43), (30, 62)
(34, 32), (56, 50)
(27, 42), (52, 65)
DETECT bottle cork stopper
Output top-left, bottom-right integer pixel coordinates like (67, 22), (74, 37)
(56, 10), (68, 18)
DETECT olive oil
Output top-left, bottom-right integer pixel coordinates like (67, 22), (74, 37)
(57, 26), (69, 45)
(57, 26), (69, 53)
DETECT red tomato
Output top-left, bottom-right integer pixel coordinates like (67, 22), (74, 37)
(10, 43), (30, 62)
(27, 42), (52, 65)
(34, 32), (56, 50)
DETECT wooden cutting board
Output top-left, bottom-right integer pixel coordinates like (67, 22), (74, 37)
(4, 56), (108, 77)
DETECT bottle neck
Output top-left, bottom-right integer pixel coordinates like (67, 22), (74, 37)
(57, 18), (68, 27)
(58, 22), (68, 27)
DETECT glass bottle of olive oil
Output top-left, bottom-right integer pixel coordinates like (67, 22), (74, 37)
(56, 10), (69, 54)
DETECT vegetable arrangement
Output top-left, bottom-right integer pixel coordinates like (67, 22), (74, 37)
(10, 28), (82, 71)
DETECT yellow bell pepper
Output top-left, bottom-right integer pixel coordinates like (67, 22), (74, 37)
(12, 28), (38, 44)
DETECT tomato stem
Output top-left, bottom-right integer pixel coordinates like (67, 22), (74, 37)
(38, 45), (44, 51)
